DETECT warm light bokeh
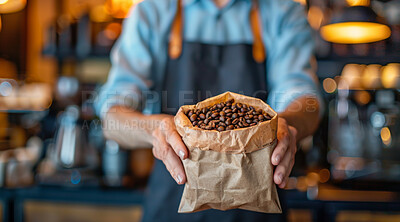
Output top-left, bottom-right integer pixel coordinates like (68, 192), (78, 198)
(323, 78), (337, 93)
(381, 63), (400, 89)
(105, 0), (143, 19)
(346, 0), (370, 6)
(0, 0), (26, 13)
(381, 127), (392, 146)
(321, 22), (391, 44)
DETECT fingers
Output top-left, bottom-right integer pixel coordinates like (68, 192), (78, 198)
(166, 130), (188, 160)
(160, 118), (188, 160)
(274, 148), (292, 188)
(163, 146), (187, 185)
(271, 135), (289, 166)
(273, 120), (298, 189)
(153, 134), (186, 185)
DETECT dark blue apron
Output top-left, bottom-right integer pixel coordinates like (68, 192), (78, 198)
(142, 1), (286, 221)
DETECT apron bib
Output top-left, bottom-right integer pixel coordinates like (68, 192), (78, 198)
(142, 1), (285, 221)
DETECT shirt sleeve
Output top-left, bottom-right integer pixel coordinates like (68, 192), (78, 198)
(94, 3), (154, 119)
(265, 0), (323, 115)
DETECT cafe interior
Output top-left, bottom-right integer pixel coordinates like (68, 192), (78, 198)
(0, 0), (400, 221)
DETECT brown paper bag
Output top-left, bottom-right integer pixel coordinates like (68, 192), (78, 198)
(174, 92), (281, 213)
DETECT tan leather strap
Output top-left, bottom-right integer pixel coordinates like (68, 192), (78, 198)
(168, 0), (265, 62)
(250, 0), (266, 63)
(168, 0), (183, 59)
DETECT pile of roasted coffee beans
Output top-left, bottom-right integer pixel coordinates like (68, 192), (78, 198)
(184, 99), (272, 132)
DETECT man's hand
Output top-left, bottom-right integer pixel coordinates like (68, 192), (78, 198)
(151, 115), (188, 185)
(271, 117), (298, 189)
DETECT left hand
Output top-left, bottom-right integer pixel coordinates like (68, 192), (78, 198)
(271, 117), (298, 189)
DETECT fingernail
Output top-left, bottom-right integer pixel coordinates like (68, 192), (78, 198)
(275, 155), (280, 164)
(179, 150), (185, 160)
(177, 174), (183, 184)
(278, 173), (283, 183)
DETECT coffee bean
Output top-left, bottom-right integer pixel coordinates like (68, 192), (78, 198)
(186, 99), (271, 131)
(190, 114), (197, 121)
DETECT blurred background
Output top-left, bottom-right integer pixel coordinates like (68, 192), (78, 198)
(0, 0), (400, 221)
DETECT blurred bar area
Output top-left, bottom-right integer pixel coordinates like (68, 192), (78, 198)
(0, 0), (400, 221)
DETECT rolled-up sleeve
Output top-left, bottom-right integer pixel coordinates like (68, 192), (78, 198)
(95, 3), (154, 119)
(266, 1), (323, 115)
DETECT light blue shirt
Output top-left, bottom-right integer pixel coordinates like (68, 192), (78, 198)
(95, 0), (323, 117)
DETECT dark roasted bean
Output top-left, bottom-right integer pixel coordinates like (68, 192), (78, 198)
(190, 114), (197, 121)
(186, 99), (273, 131)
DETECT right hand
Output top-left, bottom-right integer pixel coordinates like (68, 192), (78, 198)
(151, 115), (188, 185)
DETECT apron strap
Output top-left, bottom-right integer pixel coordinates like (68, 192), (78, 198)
(168, 0), (183, 59)
(250, 0), (266, 63)
(168, 0), (266, 63)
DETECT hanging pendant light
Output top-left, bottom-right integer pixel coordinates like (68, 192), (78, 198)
(320, 4), (391, 44)
(0, 0), (26, 14)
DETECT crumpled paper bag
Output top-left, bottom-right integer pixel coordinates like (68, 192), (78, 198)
(174, 92), (281, 213)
